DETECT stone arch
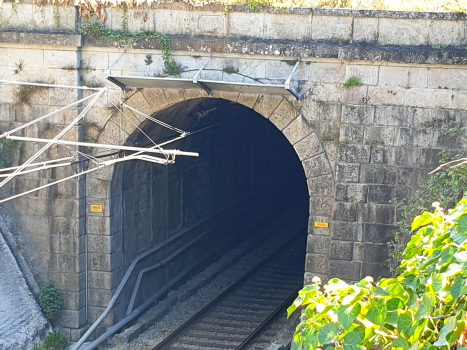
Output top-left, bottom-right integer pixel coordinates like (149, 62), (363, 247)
(83, 88), (335, 326)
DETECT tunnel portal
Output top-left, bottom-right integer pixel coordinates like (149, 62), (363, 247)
(110, 98), (310, 320)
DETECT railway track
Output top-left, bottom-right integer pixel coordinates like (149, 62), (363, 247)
(151, 234), (306, 350)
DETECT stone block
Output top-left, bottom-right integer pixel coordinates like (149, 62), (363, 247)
(330, 240), (353, 261)
(127, 9), (156, 32)
(269, 100), (298, 130)
(374, 106), (413, 127)
(345, 65), (379, 86)
(86, 178), (110, 200)
(371, 146), (396, 165)
(237, 94), (259, 109)
(361, 262), (390, 280)
(342, 105), (375, 125)
(283, 115), (314, 145)
(308, 216), (332, 236)
(309, 120), (340, 142)
(88, 233), (120, 254)
(61, 289), (85, 311)
(49, 271), (84, 292)
(363, 223), (398, 244)
(219, 91), (239, 103)
(405, 88), (452, 109)
(89, 252), (119, 272)
(307, 175), (334, 197)
(307, 234), (331, 254)
(336, 163), (360, 183)
(311, 15), (353, 41)
(308, 63), (346, 84)
(329, 260), (360, 281)
(52, 199), (80, 218)
(357, 203), (396, 225)
(361, 165), (397, 184)
(264, 13), (311, 41)
(154, 9), (194, 35)
(88, 288), (113, 307)
(309, 196), (334, 216)
(88, 305), (113, 326)
(57, 254), (79, 273)
(395, 147), (421, 167)
(254, 95), (283, 119)
(338, 144), (371, 164)
(339, 124), (365, 144)
(333, 202), (357, 221)
(378, 18), (428, 46)
(332, 221), (362, 242)
(397, 167), (426, 187)
(195, 13), (227, 37)
(54, 217), (80, 237)
(367, 184), (395, 204)
(432, 129), (467, 150)
(378, 66), (409, 88)
(304, 272), (329, 285)
(88, 216), (110, 235)
(428, 68), (467, 90)
(394, 128), (433, 148)
(358, 243), (388, 264)
(335, 183), (367, 203)
(408, 68), (428, 89)
(428, 20), (465, 46)
(353, 17), (379, 43)
(367, 86), (405, 106)
(44, 50), (77, 69)
(302, 153), (333, 179)
(452, 91), (467, 110)
(124, 90), (155, 116)
(6, 48), (45, 68)
(59, 308), (86, 328)
(365, 126), (395, 147)
(229, 12), (264, 38)
(293, 132), (324, 161)
(305, 253), (328, 274)
(412, 108), (453, 129)
(97, 119), (128, 146)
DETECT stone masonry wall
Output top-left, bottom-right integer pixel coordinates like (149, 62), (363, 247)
(0, 3), (467, 340)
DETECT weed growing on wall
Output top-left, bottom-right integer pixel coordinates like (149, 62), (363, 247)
(39, 282), (63, 321)
(343, 76), (363, 88)
(0, 139), (23, 168)
(33, 331), (69, 350)
(289, 199), (467, 349)
(15, 82), (50, 105)
(78, 21), (180, 76)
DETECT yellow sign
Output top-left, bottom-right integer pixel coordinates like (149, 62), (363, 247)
(90, 204), (103, 213)
(314, 222), (329, 228)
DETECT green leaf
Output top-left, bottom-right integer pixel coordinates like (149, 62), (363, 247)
(451, 276), (467, 301)
(392, 335), (411, 349)
(366, 304), (386, 326)
(343, 332), (363, 350)
(337, 303), (361, 330)
(458, 213), (467, 236)
(387, 311), (399, 326)
(433, 316), (457, 346)
(412, 212), (433, 231)
(442, 250), (467, 277)
(436, 245), (458, 269)
(415, 294), (433, 321)
(318, 323), (339, 346)
(397, 311), (414, 336)
(304, 330), (319, 350)
(374, 287), (391, 298)
(387, 298), (404, 311)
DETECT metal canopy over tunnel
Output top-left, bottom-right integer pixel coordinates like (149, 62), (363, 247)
(107, 55), (303, 101)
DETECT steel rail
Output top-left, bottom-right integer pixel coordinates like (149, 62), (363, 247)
(150, 227), (306, 350)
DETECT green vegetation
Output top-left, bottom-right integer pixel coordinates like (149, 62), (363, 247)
(343, 76), (363, 89)
(223, 66), (239, 74)
(33, 331), (69, 350)
(390, 149), (467, 275)
(78, 21), (180, 76)
(289, 199), (467, 349)
(39, 282), (63, 321)
(0, 139), (23, 168)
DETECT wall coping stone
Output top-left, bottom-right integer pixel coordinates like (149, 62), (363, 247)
(0, 31), (83, 47)
(82, 35), (467, 66)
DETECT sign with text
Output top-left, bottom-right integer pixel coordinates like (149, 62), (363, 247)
(314, 222), (329, 228)
(90, 204), (103, 213)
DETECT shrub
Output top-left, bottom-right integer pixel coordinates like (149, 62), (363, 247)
(33, 331), (69, 350)
(40, 282), (64, 321)
(289, 200), (467, 349)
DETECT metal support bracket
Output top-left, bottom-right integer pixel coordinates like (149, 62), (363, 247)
(193, 55), (212, 96)
(284, 59), (303, 101)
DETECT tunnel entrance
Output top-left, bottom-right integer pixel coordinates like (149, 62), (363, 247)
(110, 97), (309, 322)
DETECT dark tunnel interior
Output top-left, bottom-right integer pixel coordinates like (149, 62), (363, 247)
(110, 98), (310, 320)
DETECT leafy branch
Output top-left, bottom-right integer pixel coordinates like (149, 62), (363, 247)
(289, 198), (467, 350)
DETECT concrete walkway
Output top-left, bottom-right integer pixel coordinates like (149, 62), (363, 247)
(0, 231), (48, 349)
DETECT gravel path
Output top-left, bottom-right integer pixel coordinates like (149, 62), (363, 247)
(0, 230), (48, 349)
